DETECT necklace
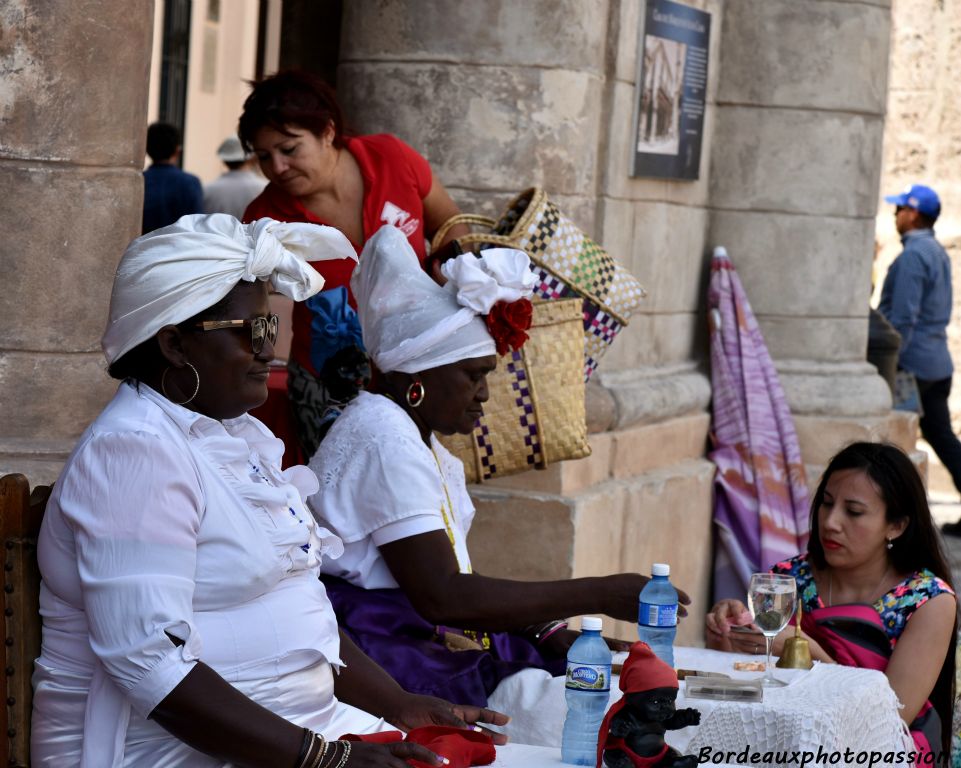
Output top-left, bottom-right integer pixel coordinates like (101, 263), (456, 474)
(429, 447), (490, 650)
(249, 460), (311, 554)
(429, 447), (471, 574)
(826, 565), (891, 607)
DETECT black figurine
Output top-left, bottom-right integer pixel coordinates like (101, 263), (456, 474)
(598, 643), (701, 768)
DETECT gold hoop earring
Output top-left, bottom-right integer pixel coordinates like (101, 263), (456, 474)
(161, 362), (200, 405)
(405, 379), (426, 408)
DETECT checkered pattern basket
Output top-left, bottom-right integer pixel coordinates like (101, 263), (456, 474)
(438, 298), (590, 483)
(432, 188), (646, 380)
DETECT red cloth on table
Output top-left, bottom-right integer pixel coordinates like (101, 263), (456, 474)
(342, 726), (495, 767)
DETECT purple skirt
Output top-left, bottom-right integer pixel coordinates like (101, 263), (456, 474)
(322, 576), (566, 706)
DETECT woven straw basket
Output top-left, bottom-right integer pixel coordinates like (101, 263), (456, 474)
(432, 188), (646, 381)
(439, 298), (590, 483)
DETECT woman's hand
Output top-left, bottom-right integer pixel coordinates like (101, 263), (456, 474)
(602, 574), (692, 623)
(384, 692), (510, 746)
(705, 599), (755, 650)
(715, 623), (834, 662)
(343, 740), (450, 767)
(706, 601), (835, 661)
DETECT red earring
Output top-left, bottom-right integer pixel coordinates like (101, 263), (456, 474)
(406, 379), (426, 408)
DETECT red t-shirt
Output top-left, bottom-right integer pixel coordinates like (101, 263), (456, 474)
(243, 133), (433, 375)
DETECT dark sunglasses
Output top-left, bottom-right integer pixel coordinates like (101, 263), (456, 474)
(194, 313), (279, 354)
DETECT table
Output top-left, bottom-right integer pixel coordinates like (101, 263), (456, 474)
(673, 648), (913, 764)
(486, 647), (914, 767)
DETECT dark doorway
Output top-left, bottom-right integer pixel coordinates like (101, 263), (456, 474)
(158, 0), (192, 146)
(278, 0), (343, 88)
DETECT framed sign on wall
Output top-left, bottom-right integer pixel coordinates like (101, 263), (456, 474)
(631, 0), (711, 180)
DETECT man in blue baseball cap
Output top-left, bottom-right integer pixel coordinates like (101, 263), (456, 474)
(885, 183), (942, 221)
(878, 183), (961, 533)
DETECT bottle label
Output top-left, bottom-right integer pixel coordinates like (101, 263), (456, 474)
(638, 602), (677, 627)
(565, 662), (611, 691)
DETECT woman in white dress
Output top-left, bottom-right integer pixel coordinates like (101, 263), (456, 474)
(308, 226), (690, 713)
(31, 215), (504, 767)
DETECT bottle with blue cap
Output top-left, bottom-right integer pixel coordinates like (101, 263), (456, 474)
(561, 616), (612, 765)
(637, 563), (678, 667)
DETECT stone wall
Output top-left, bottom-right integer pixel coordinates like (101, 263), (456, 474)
(0, 0), (154, 484)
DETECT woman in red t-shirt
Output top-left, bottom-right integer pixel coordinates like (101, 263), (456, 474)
(238, 70), (467, 460)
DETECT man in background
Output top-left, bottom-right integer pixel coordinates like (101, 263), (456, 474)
(142, 122), (203, 234)
(878, 184), (961, 532)
(203, 134), (268, 220)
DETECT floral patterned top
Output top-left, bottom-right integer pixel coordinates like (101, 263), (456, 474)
(771, 553), (954, 647)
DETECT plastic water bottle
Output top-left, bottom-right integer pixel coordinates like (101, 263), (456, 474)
(637, 563), (678, 667)
(561, 616), (612, 765)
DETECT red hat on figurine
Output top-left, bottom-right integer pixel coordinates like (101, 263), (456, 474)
(619, 642), (678, 693)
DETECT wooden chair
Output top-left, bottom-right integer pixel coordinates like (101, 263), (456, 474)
(0, 474), (50, 767)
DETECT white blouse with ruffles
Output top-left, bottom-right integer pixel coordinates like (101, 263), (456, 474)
(307, 391), (475, 589)
(32, 381), (350, 766)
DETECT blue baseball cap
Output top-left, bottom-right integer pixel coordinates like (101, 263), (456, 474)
(884, 184), (941, 220)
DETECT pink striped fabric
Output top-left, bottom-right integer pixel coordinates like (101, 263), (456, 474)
(708, 247), (809, 602)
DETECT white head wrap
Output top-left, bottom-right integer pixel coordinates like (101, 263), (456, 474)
(352, 225), (535, 374)
(102, 214), (357, 364)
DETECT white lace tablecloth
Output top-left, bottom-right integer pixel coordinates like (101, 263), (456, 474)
(487, 646), (914, 767)
(676, 648), (914, 766)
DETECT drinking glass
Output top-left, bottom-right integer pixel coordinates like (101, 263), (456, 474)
(747, 573), (797, 687)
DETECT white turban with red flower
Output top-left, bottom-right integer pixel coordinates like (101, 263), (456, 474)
(352, 225), (535, 374)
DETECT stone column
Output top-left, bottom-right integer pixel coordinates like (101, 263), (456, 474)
(707, 0), (914, 475)
(0, 1), (154, 484)
(338, 0), (609, 228)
